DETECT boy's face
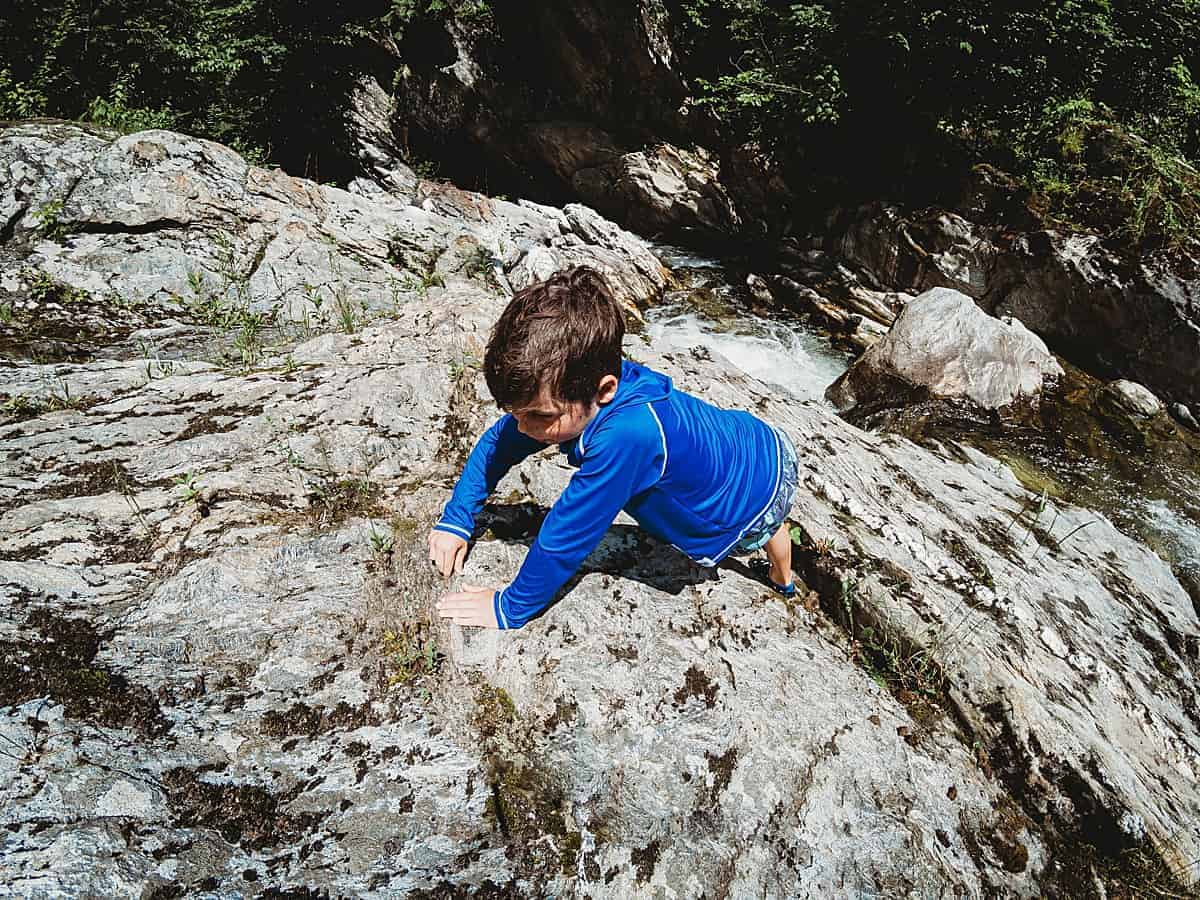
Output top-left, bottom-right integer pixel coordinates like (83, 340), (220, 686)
(509, 375), (619, 444)
(510, 387), (596, 444)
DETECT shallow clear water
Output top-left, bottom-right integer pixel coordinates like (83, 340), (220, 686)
(947, 409), (1200, 579)
(1143, 498), (1200, 573)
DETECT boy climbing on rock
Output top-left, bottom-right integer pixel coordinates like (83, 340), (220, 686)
(431, 266), (800, 629)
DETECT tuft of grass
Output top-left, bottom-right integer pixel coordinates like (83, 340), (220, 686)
(447, 348), (480, 382)
(112, 461), (154, 539)
(231, 309), (268, 367)
(174, 471), (201, 505)
(384, 276), (408, 317)
(406, 156), (440, 180)
(1054, 832), (1199, 899)
(45, 379), (83, 412)
(368, 521), (395, 556)
(850, 614), (947, 726)
(333, 293), (367, 335)
(0, 393), (45, 422)
(32, 200), (68, 242)
(307, 476), (380, 529)
(463, 244), (501, 287)
(792, 534), (949, 727)
(28, 271), (90, 307)
(179, 250), (279, 370)
(137, 338), (178, 381)
(382, 621), (442, 688)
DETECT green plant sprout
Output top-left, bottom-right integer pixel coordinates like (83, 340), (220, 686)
(174, 471), (201, 505)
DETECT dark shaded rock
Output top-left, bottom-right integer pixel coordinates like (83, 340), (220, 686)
(1170, 402), (1199, 431)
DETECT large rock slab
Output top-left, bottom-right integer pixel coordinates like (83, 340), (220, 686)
(0, 123), (1197, 897)
(985, 231), (1200, 408)
(0, 121), (668, 342)
(0, 317), (1047, 899)
(827, 287), (1063, 412)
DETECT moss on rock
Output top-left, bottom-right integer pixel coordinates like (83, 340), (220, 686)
(0, 607), (170, 736)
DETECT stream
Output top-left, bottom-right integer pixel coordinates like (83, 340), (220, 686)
(645, 245), (853, 402)
(648, 244), (1200, 596)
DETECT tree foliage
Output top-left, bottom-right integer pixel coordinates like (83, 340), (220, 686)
(674, 0), (1199, 155)
(0, 1), (1195, 247)
(0, 0), (392, 177)
(672, 0), (1200, 247)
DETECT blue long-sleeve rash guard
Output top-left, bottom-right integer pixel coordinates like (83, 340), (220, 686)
(433, 360), (785, 629)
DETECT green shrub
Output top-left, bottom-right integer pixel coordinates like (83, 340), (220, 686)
(0, 66), (46, 119)
(678, 1), (844, 150)
(0, 0), (391, 179)
(670, 0), (1200, 247)
(1022, 101), (1200, 252)
(84, 78), (176, 133)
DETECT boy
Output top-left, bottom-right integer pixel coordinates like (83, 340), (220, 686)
(431, 267), (800, 630)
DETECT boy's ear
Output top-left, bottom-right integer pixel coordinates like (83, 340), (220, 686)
(596, 374), (619, 405)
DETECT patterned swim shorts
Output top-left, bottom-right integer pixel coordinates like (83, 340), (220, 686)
(734, 427), (800, 553)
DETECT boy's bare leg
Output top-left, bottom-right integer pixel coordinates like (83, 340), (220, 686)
(763, 522), (793, 587)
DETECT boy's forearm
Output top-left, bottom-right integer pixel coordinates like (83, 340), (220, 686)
(493, 533), (601, 629)
(492, 417), (664, 629)
(492, 491), (624, 628)
(437, 415), (546, 539)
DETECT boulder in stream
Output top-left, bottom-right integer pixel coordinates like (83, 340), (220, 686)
(1103, 379), (1164, 418)
(826, 286), (1064, 413)
(1171, 402), (1200, 431)
(829, 201), (1200, 408)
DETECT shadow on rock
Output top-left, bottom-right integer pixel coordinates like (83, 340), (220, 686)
(475, 502), (717, 600)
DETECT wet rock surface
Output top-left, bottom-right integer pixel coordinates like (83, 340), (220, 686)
(1, 123), (1198, 897)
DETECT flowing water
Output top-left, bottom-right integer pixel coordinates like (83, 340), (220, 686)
(645, 245), (853, 403)
(648, 244), (1200, 595)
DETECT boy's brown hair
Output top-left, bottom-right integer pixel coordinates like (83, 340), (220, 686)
(484, 266), (625, 410)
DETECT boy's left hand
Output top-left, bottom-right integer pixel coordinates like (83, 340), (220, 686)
(436, 584), (503, 628)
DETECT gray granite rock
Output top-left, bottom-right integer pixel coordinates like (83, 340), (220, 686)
(0, 121), (666, 343)
(829, 202), (1200, 408)
(1171, 402), (1199, 431)
(826, 287), (1064, 413)
(1, 122), (1197, 898)
(529, 126), (743, 240)
(1104, 379), (1164, 418)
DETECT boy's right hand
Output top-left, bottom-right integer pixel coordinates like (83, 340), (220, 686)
(428, 530), (468, 578)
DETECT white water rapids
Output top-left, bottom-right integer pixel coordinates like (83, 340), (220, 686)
(645, 245), (852, 403)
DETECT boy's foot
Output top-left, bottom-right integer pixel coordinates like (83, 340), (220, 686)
(749, 558), (796, 598)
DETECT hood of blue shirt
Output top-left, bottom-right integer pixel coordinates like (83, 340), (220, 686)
(601, 358), (672, 413)
(572, 359), (672, 450)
